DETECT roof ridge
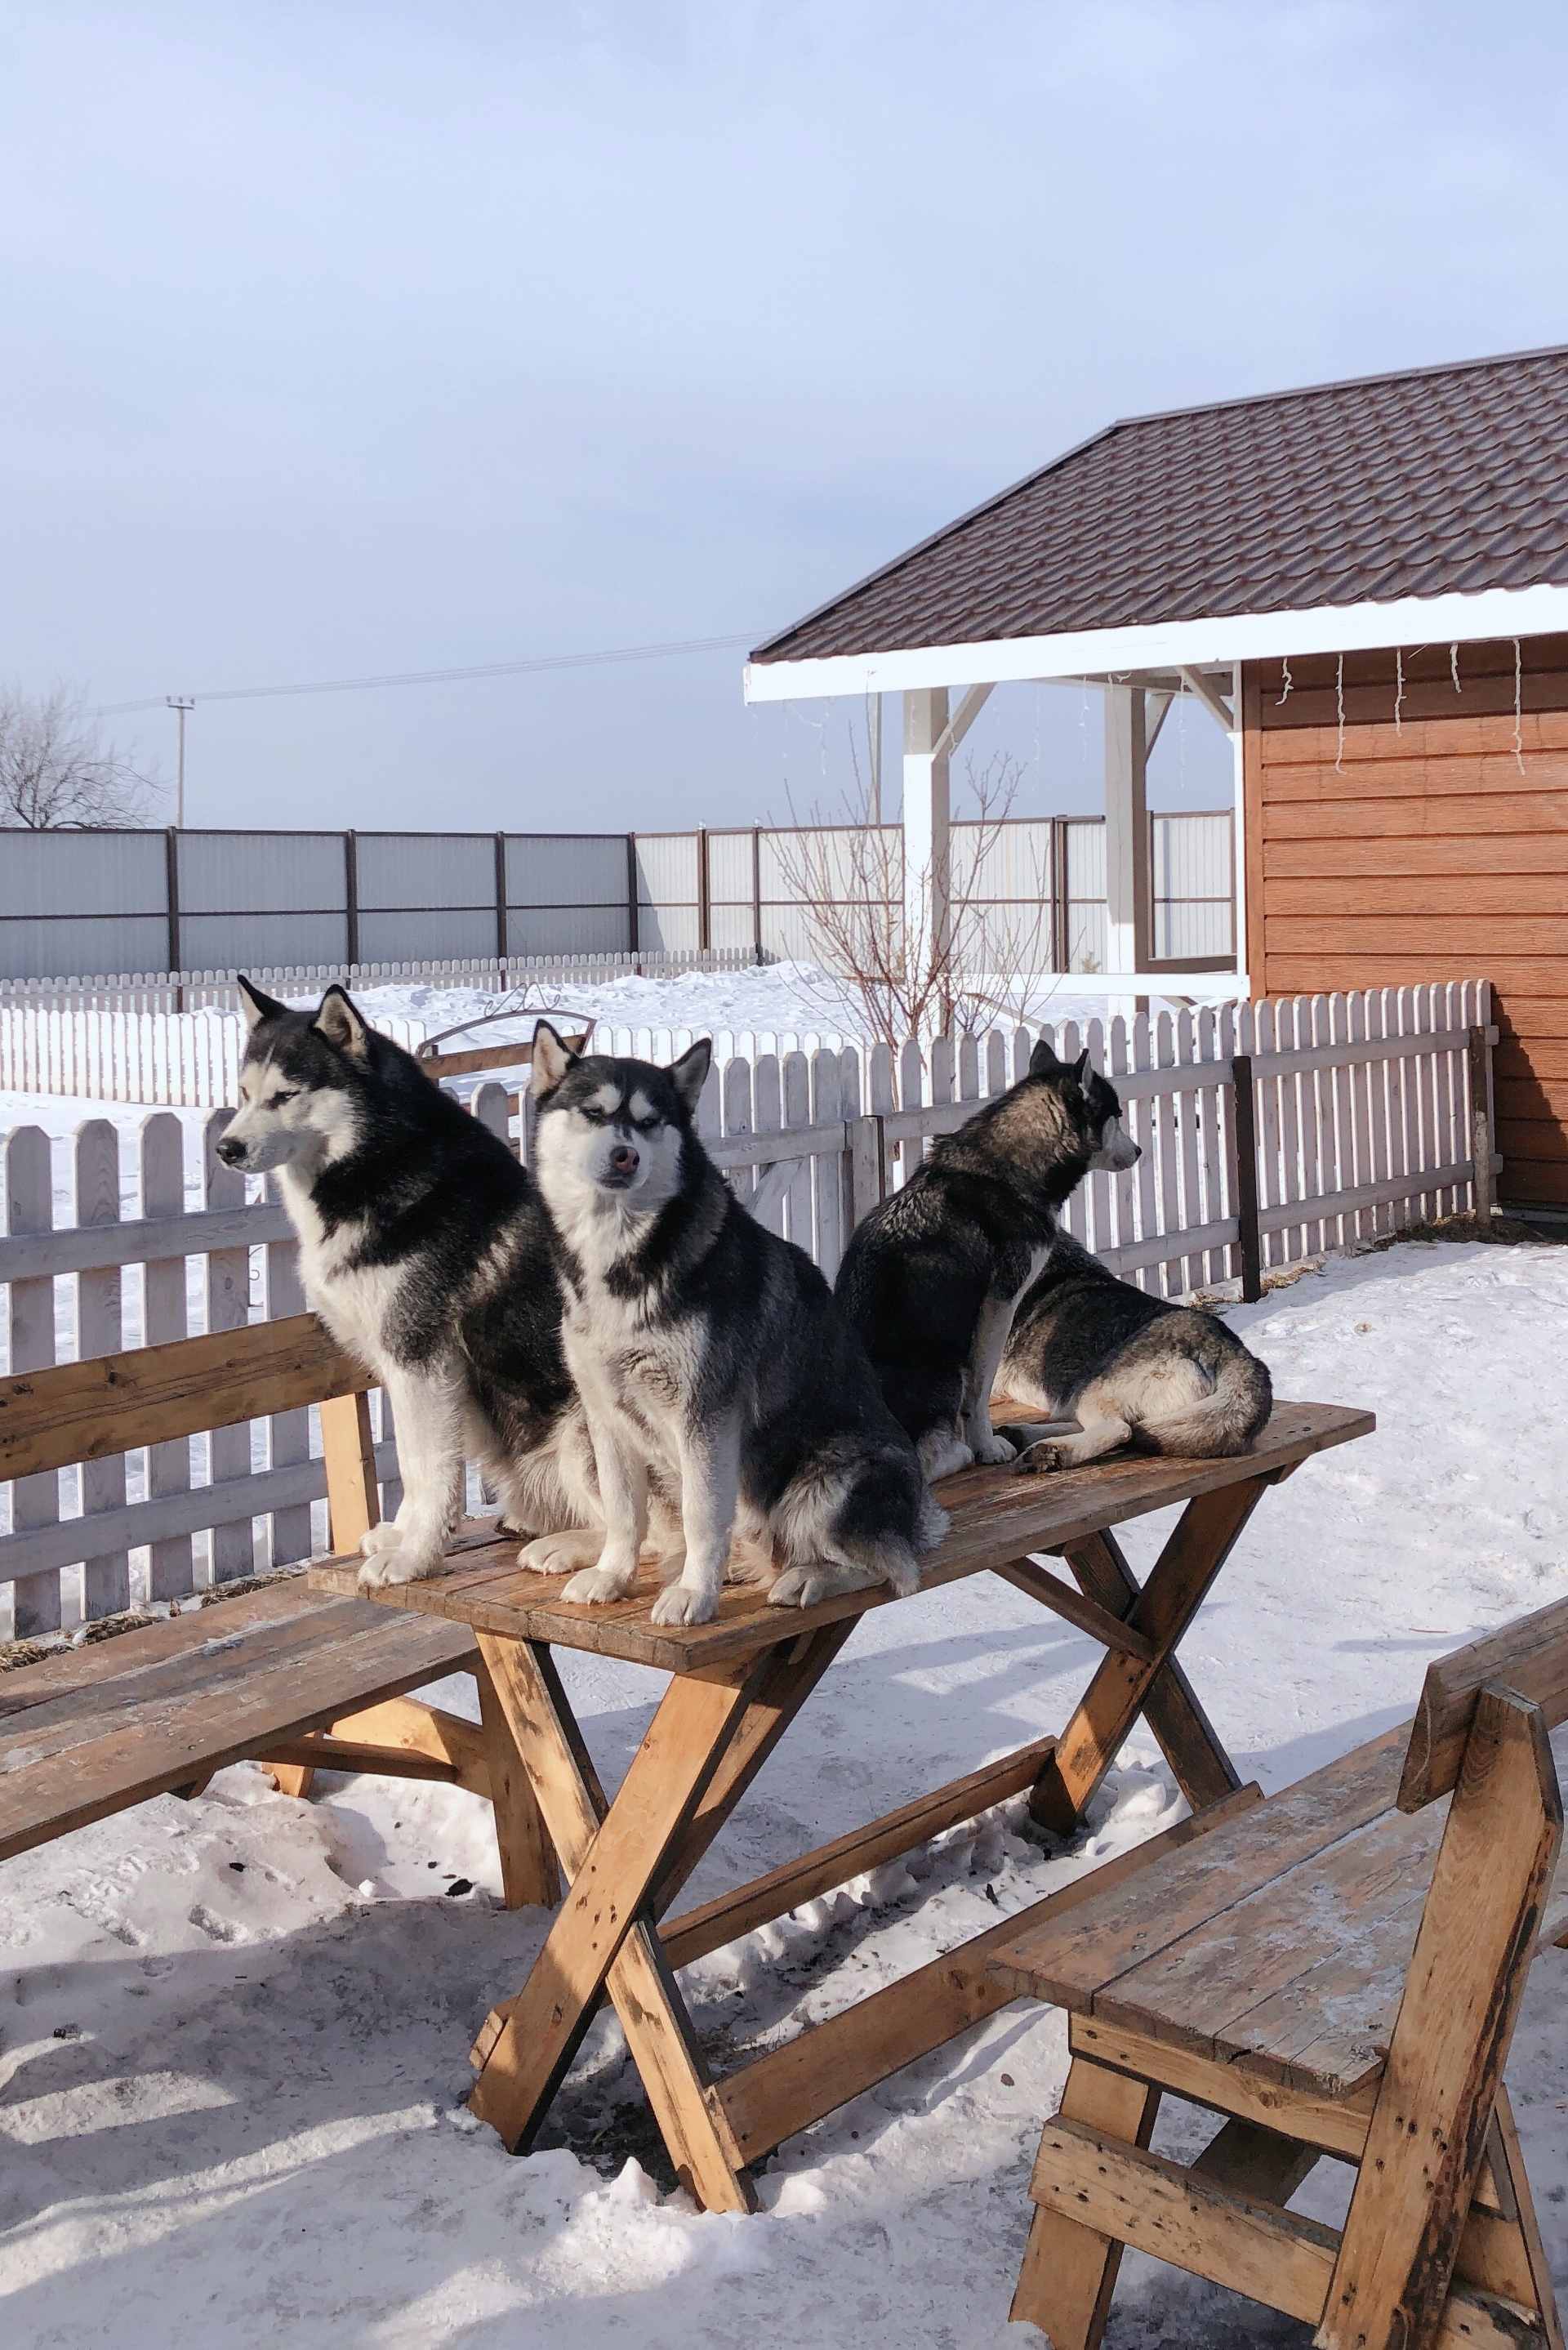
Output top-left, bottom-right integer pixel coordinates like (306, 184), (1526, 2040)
(1101, 341), (1568, 437)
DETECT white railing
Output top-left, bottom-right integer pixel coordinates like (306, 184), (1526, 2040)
(0, 980), (1494, 1639)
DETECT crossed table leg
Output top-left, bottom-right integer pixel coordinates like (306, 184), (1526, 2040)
(466, 1472), (1272, 2210)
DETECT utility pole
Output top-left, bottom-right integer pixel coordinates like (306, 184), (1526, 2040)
(166, 697), (194, 827)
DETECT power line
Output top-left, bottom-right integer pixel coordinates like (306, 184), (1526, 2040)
(97, 629), (760, 717)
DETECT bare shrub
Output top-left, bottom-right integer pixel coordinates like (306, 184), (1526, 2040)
(773, 746), (1059, 1064)
(0, 681), (162, 827)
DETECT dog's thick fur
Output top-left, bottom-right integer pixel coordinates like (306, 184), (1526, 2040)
(524, 1023), (946, 1627)
(999, 1231), (1273, 1470)
(835, 1039), (1141, 1479)
(217, 979), (602, 1588)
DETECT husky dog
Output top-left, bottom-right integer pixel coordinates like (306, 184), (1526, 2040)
(835, 1039), (1140, 1480)
(524, 1023), (947, 1627)
(1000, 1231), (1273, 1470)
(216, 979), (602, 1589)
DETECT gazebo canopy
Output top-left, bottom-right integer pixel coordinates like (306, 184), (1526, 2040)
(746, 344), (1568, 703)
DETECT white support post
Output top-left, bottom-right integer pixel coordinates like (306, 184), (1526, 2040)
(903, 686), (951, 1000)
(1230, 659), (1247, 986)
(1104, 682), (1152, 975)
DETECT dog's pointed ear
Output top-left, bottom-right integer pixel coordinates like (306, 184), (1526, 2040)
(312, 985), (370, 1060)
(238, 974), (287, 1034)
(531, 1021), (577, 1095)
(1029, 1035), (1063, 1077)
(1074, 1048), (1091, 1081)
(668, 1037), (712, 1117)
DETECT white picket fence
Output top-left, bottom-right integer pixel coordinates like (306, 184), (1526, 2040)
(0, 979), (1495, 1640)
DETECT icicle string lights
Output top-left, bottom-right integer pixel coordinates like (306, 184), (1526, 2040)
(1450, 642), (1462, 694)
(1335, 654), (1346, 773)
(1513, 638), (1525, 772)
(1394, 649), (1404, 734)
(1276, 658), (1293, 707)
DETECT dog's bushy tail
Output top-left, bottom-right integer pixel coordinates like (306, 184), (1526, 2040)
(1147, 1348), (1272, 1459)
(915, 1489), (951, 1553)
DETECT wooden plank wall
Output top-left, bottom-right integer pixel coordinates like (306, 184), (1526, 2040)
(1243, 635), (1568, 1206)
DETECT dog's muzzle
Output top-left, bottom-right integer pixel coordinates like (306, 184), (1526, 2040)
(600, 1142), (639, 1188)
(216, 1134), (247, 1167)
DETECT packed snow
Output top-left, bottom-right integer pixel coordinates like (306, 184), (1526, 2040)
(5, 1237), (1568, 2346)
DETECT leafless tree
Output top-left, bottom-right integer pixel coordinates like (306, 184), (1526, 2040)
(0, 681), (163, 828)
(773, 742), (1062, 1068)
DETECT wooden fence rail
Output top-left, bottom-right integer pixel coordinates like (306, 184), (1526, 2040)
(0, 980), (1494, 1640)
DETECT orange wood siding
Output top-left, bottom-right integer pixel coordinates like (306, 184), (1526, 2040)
(1244, 637), (1568, 1206)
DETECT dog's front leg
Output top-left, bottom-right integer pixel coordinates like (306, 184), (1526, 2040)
(651, 1416), (741, 1626)
(962, 1295), (1022, 1465)
(357, 1359), (466, 1589)
(560, 1394), (648, 1606)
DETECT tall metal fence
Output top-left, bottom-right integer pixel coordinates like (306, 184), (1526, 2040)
(0, 812), (1234, 983)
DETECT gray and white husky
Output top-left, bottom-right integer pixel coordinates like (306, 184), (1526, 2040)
(216, 979), (603, 1588)
(524, 1023), (947, 1628)
(999, 1233), (1273, 1470)
(835, 1038), (1141, 1480)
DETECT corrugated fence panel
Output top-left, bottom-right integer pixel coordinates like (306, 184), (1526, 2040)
(177, 832), (346, 916)
(635, 833), (700, 952)
(0, 832), (171, 983)
(506, 833), (630, 957)
(355, 832), (493, 911)
(0, 830), (167, 918)
(506, 834), (627, 908)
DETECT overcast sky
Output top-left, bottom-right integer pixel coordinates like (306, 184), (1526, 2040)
(3, 2), (1566, 835)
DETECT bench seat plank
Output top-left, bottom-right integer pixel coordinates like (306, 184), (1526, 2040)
(992, 1723), (1568, 2103)
(0, 1584), (478, 1862)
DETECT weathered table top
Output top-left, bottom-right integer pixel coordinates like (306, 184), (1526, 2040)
(310, 1399), (1374, 1674)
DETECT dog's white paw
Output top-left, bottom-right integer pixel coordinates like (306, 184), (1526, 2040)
(969, 1432), (1018, 1466)
(359, 1521), (403, 1557)
(518, 1528), (604, 1576)
(919, 1434), (975, 1483)
(561, 1564), (637, 1607)
(649, 1581), (719, 1626)
(357, 1541), (442, 1590)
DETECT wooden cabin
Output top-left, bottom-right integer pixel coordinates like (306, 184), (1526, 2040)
(745, 345), (1568, 1209)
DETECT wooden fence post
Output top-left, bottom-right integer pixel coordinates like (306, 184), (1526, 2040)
(1230, 1055), (1263, 1303)
(1468, 1024), (1497, 1219)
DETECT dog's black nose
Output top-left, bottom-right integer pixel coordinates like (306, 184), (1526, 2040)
(216, 1135), (246, 1166)
(607, 1143), (639, 1178)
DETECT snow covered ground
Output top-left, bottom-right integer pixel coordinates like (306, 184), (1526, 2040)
(6, 1236), (1568, 2347)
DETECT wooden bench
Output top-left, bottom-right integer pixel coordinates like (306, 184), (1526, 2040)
(0, 1314), (555, 1906)
(989, 1595), (1568, 2350)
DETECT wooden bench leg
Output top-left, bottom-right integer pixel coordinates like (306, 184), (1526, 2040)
(1454, 2089), (1567, 2350)
(1058, 1526), (1245, 1814)
(267, 1762), (316, 1798)
(468, 1634), (768, 2210)
(1319, 1688), (1563, 2350)
(1012, 2054), (1161, 2350)
(474, 1653), (559, 1910)
(1030, 1481), (1265, 1834)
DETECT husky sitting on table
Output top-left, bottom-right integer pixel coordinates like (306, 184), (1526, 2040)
(999, 1233), (1273, 1471)
(523, 1023), (947, 1628)
(835, 1038), (1140, 1480)
(216, 979), (608, 1588)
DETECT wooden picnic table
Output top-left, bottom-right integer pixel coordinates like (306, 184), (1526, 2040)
(310, 1397), (1372, 2211)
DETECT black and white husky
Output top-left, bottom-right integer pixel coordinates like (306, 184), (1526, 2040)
(999, 1232), (1272, 1469)
(835, 1039), (1141, 1480)
(524, 1023), (947, 1628)
(216, 979), (601, 1588)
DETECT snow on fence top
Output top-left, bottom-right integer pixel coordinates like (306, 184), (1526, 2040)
(0, 980), (1495, 1642)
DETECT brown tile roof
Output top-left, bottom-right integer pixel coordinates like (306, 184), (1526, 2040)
(751, 346), (1568, 664)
